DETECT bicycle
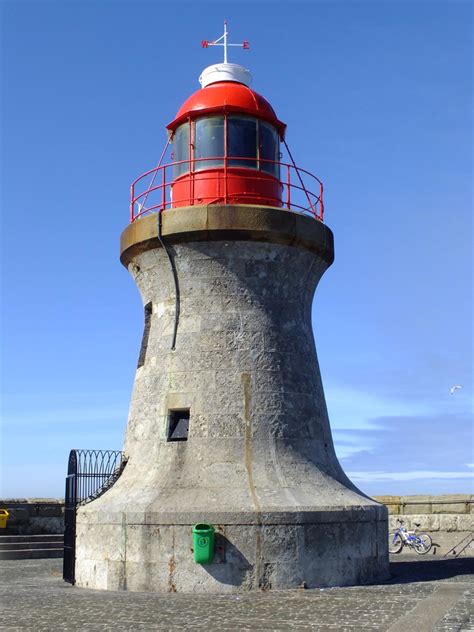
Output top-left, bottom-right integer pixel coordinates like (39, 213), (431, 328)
(388, 519), (432, 555)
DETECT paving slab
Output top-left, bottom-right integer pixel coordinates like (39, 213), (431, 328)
(0, 556), (472, 631)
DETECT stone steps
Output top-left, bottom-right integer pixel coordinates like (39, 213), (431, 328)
(0, 534), (63, 560)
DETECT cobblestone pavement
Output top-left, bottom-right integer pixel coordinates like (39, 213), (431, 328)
(0, 557), (472, 631)
(434, 587), (474, 632)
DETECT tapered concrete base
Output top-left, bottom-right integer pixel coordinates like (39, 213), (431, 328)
(76, 510), (388, 592)
(75, 206), (389, 592)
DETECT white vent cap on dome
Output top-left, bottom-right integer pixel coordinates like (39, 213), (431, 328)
(199, 63), (252, 88)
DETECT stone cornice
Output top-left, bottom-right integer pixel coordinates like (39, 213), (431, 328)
(120, 205), (334, 267)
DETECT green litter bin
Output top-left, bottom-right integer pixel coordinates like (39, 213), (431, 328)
(192, 523), (215, 564)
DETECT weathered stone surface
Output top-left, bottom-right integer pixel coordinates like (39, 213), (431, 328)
(376, 495), (473, 517)
(76, 207), (388, 592)
(0, 500), (65, 535)
(433, 503), (470, 515)
(456, 515), (473, 531)
(120, 205), (334, 267)
(4, 508), (29, 523)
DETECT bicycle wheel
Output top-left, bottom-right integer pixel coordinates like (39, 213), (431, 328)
(388, 532), (403, 554)
(414, 533), (432, 555)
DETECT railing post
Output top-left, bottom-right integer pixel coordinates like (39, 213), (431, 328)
(130, 184), (134, 222)
(189, 160), (193, 206)
(320, 182), (324, 221)
(224, 116), (228, 204)
(286, 165), (291, 209)
(162, 166), (166, 210)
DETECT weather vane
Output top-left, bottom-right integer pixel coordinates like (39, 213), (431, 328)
(201, 20), (250, 64)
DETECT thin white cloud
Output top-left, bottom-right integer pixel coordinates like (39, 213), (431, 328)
(348, 470), (474, 482)
(334, 444), (367, 459)
(325, 384), (435, 431)
(332, 430), (372, 459)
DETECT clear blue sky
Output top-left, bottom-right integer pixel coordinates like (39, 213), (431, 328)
(1, 1), (472, 498)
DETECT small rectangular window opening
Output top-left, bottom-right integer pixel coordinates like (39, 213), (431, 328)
(167, 409), (190, 442)
(137, 302), (152, 368)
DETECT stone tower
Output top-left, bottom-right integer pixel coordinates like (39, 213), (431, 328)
(75, 52), (389, 592)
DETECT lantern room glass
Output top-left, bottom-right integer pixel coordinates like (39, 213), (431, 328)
(172, 123), (190, 179)
(195, 116), (224, 171)
(259, 121), (280, 178)
(172, 115), (280, 179)
(228, 116), (258, 169)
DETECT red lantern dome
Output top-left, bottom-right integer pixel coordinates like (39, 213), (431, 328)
(167, 81), (286, 137)
(164, 63), (287, 209)
(129, 46), (323, 222)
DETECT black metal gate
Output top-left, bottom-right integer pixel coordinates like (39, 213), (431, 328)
(63, 449), (127, 584)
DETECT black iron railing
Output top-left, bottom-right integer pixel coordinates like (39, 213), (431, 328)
(63, 449), (127, 584)
(444, 532), (474, 558)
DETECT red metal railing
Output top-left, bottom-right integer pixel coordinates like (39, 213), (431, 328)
(130, 156), (324, 223)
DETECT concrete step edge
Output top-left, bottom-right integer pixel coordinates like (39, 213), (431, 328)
(0, 542), (64, 551)
(0, 548), (63, 560)
(0, 535), (64, 543)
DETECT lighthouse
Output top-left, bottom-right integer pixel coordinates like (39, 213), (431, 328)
(75, 24), (389, 592)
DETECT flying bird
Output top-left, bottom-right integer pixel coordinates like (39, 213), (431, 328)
(450, 385), (463, 394)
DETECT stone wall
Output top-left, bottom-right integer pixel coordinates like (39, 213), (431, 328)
(373, 495), (473, 555)
(0, 499), (64, 535)
(374, 494), (472, 516)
